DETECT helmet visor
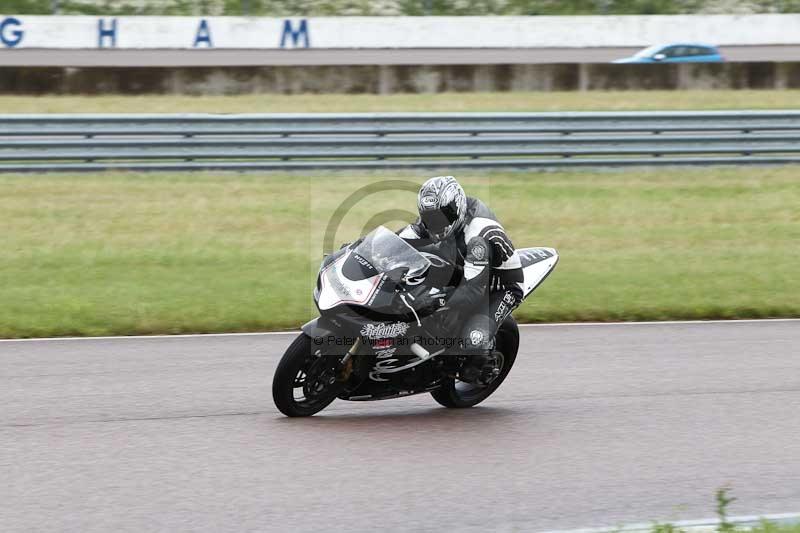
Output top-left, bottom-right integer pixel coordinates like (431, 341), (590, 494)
(420, 202), (460, 241)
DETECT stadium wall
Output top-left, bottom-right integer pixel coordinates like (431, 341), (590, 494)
(2, 14), (798, 94)
(2, 63), (799, 95)
(1, 15), (800, 49)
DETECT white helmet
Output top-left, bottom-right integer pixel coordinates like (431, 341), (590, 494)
(417, 176), (467, 242)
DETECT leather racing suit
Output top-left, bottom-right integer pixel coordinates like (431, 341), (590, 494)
(397, 196), (524, 353)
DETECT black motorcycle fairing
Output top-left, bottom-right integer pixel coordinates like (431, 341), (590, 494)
(321, 247), (346, 269)
(301, 316), (339, 341)
(342, 358), (444, 401)
(315, 248), (346, 297)
(321, 303), (419, 330)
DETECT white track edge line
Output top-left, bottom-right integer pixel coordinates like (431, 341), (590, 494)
(519, 318), (800, 327)
(538, 512), (800, 533)
(0, 318), (798, 343)
(0, 331), (299, 343)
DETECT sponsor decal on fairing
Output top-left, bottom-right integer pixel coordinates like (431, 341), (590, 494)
(369, 347), (399, 382)
(360, 322), (410, 339)
(352, 253), (376, 273)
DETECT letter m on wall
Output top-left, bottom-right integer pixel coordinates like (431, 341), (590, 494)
(280, 19), (309, 48)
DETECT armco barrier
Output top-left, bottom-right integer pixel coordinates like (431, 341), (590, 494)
(1, 111), (799, 171)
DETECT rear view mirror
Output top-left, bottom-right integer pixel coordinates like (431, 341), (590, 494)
(653, 53), (666, 61)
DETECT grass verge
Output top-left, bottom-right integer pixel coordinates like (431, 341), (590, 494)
(749, 523), (800, 533)
(1, 167), (798, 338)
(649, 489), (800, 533)
(0, 90), (799, 114)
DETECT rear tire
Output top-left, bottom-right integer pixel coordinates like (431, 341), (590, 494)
(430, 316), (520, 409)
(272, 333), (340, 417)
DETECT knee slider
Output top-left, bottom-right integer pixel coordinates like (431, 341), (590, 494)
(461, 315), (496, 351)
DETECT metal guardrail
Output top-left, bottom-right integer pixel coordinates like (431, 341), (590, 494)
(1, 111), (799, 171)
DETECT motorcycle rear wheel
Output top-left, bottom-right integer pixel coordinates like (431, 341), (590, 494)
(430, 316), (520, 409)
(272, 333), (342, 417)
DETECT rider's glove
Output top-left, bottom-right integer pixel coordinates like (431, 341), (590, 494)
(408, 288), (448, 315)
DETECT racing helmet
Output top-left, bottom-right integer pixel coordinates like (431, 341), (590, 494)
(417, 176), (467, 243)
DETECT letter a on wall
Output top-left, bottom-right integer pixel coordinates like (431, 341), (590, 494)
(194, 19), (213, 47)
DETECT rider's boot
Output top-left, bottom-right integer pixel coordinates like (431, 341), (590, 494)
(459, 338), (501, 385)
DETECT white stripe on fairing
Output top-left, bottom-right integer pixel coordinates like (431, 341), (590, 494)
(537, 512), (800, 533)
(1, 318), (798, 343)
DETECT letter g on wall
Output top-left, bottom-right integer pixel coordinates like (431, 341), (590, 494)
(0, 17), (24, 48)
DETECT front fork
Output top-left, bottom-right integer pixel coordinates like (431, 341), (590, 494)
(336, 336), (361, 382)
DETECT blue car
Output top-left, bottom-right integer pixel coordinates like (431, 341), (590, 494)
(613, 43), (724, 63)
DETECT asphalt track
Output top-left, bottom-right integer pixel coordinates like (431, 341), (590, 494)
(2, 320), (799, 532)
(0, 45), (797, 66)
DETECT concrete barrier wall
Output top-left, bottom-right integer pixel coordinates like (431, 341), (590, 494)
(1, 15), (800, 49)
(2, 63), (799, 95)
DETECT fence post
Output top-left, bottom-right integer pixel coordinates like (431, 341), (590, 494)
(243, 0), (251, 15)
(52, 0), (60, 14)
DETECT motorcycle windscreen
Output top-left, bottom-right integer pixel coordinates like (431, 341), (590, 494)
(353, 226), (430, 280)
(317, 252), (384, 310)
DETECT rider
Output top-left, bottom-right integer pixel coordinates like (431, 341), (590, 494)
(398, 176), (524, 382)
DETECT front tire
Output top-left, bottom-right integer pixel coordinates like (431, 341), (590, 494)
(272, 333), (341, 417)
(430, 316), (520, 408)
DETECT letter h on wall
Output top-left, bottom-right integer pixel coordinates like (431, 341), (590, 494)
(98, 18), (117, 48)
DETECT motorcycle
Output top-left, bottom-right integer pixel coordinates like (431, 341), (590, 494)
(272, 225), (558, 417)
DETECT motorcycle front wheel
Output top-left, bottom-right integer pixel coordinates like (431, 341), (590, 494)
(430, 316), (520, 409)
(272, 333), (342, 417)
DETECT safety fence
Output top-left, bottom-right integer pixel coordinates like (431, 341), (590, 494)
(1, 111), (799, 171)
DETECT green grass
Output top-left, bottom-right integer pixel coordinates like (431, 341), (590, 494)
(1, 90), (799, 114)
(648, 488), (800, 533)
(1, 167), (799, 338)
(749, 523), (800, 533)
(651, 524), (800, 533)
